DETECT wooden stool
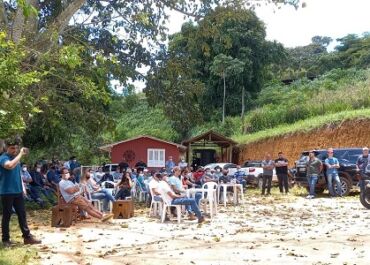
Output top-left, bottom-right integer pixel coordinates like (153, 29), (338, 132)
(112, 200), (134, 219)
(51, 205), (74, 227)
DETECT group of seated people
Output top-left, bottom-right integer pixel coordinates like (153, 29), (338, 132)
(20, 157), (83, 208)
(149, 166), (206, 223)
(20, 156), (247, 223)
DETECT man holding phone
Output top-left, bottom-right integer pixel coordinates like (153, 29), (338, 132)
(0, 138), (41, 247)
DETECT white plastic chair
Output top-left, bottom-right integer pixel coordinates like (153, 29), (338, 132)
(200, 182), (218, 219)
(161, 201), (182, 224)
(148, 187), (163, 217)
(85, 189), (103, 212)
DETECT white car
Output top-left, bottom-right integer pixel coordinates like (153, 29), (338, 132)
(204, 163), (238, 176)
(242, 160), (278, 188)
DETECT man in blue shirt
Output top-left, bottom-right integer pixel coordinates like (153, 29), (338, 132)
(165, 156), (176, 174)
(233, 165), (247, 188)
(0, 139), (41, 247)
(324, 148), (342, 197)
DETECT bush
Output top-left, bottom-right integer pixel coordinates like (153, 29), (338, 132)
(243, 68), (370, 132)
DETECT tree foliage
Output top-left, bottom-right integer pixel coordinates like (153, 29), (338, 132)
(146, 6), (285, 136)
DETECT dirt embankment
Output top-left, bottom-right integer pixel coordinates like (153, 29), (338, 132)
(238, 119), (370, 165)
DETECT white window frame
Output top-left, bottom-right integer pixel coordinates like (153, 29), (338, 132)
(147, 148), (165, 167)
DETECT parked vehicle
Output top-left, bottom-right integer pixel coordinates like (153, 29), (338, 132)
(294, 148), (363, 196)
(103, 163), (119, 175)
(242, 160), (281, 188)
(204, 163), (238, 176)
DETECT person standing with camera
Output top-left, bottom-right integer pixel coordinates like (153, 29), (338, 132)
(0, 139), (41, 247)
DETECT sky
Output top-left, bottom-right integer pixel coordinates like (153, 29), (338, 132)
(126, 0), (370, 93)
(168, 0), (370, 48)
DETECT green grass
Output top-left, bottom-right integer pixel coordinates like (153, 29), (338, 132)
(233, 108), (370, 145)
(0, 215), (39, 265)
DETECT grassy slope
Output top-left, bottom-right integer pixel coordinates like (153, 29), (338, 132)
(233, 108), (370, 145)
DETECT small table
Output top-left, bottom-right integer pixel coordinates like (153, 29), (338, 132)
(217, 183), (244, 207)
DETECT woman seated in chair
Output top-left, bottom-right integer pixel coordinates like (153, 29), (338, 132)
(115, 172), (133, 200)
(80, 169), (116, 212)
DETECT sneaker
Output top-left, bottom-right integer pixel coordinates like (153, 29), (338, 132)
(24, 236), (41, 245)
(188, 213), (197, 221)
(306, 195), (313, 199)
(101, 213), (114, 222)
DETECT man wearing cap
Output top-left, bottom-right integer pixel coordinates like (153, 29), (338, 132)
(306, 150), (323, 199)
(0, 139), (41, 247)
(356, 147), (370, 191)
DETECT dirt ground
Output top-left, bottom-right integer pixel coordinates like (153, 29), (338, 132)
(32, 190), (370, 265)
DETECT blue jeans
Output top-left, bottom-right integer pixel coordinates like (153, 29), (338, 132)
(32, 186), (56, 204)
(171, 197), (202, 219)
(327, 173), (342, 196)
(91, 189), (115, 211)
(308, 175), (318, 196)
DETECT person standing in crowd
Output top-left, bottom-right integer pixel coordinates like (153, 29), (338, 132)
(69, 156), (80, 171)
(356, 147), (370, 191)
(165, 156), (176, 174)
(261, 154), (275, 196)
(306, 150), (322, 199)
(118, 156), (129, 173)
(178, 158), (188, 170)
(135, 159), (147, 172)
(0, 139), (41, 247)
(275, 152), (289, 194)
(325, 148), (342, 197)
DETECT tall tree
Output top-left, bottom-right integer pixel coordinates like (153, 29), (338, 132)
(146, 6), (285, 133)
(209, 54), (245, 123)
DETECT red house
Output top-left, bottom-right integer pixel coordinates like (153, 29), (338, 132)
(99, 135), (186, 170)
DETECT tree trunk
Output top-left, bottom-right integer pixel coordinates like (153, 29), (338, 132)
(241, 85), (245, 133)
(0, 139), (4, 154)
(24, 0), (39, 39)
(222, 72), (226, 124)
(52, 0), (87, 35)
(0, 0), (8, 31)
(11, 6), (25, 43)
